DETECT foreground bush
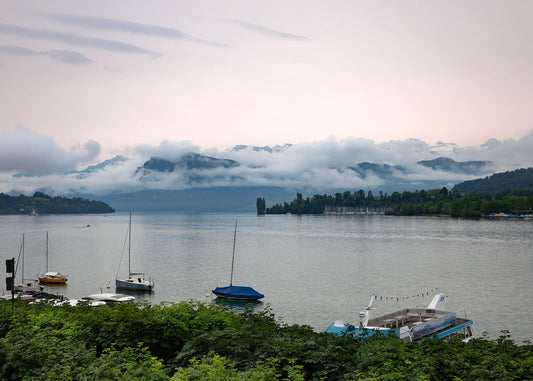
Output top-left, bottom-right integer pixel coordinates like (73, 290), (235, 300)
(0, 300), (532, 380)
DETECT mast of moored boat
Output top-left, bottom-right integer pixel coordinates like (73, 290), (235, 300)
(21, 233), (24, 283)
(45, 231), (49, 273)
(230, 218), (238, 286)
(128, 211), (132, 278)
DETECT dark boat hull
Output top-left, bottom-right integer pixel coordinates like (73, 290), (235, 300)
(116, 278), (153, 292)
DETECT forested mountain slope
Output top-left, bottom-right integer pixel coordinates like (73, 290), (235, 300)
(452, 167), (533, 194)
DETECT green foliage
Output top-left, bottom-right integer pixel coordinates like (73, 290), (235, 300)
(84, 345), (168, 380)
(453, 167), (533, 194)
(387, 193), (533, 218)
(263, 188), (533, 218)
(171, 354), (293, 380)
(256, 197), (266, 215)
(0, 192), (114, 215)
(263, 168), (533, 217)
(1, 300), (532, 380)
(264, 188), (461, 215)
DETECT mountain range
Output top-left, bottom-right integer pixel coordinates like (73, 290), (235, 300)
(7, 141), (523, 212)
(69, 148), (494, 212)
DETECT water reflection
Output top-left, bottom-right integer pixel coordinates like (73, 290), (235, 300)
(117, 288), (156, 304)
(39, 282), (68, 294)
(211, 297), (264, 313)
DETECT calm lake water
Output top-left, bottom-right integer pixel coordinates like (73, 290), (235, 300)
(1, 212), (532, 342)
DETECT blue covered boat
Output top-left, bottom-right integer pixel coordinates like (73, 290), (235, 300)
(212, 219), (264, 301)
(212, 285), (264, 300)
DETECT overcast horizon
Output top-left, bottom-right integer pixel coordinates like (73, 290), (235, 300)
(1, 1), (532, 195)
(1, 126), (532, 197)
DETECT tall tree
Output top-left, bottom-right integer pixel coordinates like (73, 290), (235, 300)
(256, 197), (266, 215)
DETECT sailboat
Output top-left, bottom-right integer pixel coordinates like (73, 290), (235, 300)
(212, 219), (264, 301)
(115, 212), (154, 292)
(15, 233), (42, 293)
(39, 231), (68, 284)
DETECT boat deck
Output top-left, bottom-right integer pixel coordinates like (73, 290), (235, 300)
(327, 294), (474, 342)
(367, 308), (449, 329)
(366, 307), (473, 341)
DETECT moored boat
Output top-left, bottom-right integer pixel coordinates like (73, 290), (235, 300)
(15, 281), (42, 293)
(87, 292), (135, 302)
(115, 212), (154, 292)
(39, 232), (68, 284)
(14, 233), (43, 293)
(212, 285), (264, 301)
(65, 293), (136, 307)
(81, 293), (135, 306)
(212, 219), (264, 301)
(38, 271), (68, 284)
(116, 273), (153, 291)
(326, 293), (474, 342)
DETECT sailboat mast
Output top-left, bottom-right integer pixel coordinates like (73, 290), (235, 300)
(230, 218), (238, 286)
(21, 233), (24, 282)
(128, 212), (132, 277)
(46, 231), (49, 273)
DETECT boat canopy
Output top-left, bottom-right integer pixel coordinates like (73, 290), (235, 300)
(212, 285), (264, 300)
(86, 293), (136, 303)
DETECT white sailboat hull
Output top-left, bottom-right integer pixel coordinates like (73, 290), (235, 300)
(115, 277), (153, 291)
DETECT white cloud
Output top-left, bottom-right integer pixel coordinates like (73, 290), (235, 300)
(134, 140), (201, 162)
(1, 129), (532, 197)
(455, 130), (533, 170)
(0, 125), (100, 175)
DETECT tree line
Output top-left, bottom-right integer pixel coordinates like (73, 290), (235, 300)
(0, 191), (114, 215)
(0, 300), (532, 380)
(259, 188), (533, 218)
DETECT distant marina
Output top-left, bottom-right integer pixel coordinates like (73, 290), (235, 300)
(488, 212), (532, 219)
(323, 206), (387, 215)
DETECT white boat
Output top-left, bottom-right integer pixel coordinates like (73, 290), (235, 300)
(38, 231), (68, 284)
(83, 293), (135, 306)
(64, 299), (106, 307)
(115, 212), (154, 292)
(66, 293), (136, 307)
(326, 293), (475, 342)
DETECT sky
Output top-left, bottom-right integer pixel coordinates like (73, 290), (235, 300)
(0, 1), (533, 196)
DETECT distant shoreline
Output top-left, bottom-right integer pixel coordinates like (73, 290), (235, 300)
(0, 192), (114, 215)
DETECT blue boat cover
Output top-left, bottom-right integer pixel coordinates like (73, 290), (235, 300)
(212, 285), (264, 300)
(326, 322), (400, 338)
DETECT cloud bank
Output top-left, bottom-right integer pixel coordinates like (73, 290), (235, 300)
(0, 125), (100, 176)
(1, 126), (532, 197)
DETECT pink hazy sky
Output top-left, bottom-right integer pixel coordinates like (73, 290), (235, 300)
(1, 0), (532, 155)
